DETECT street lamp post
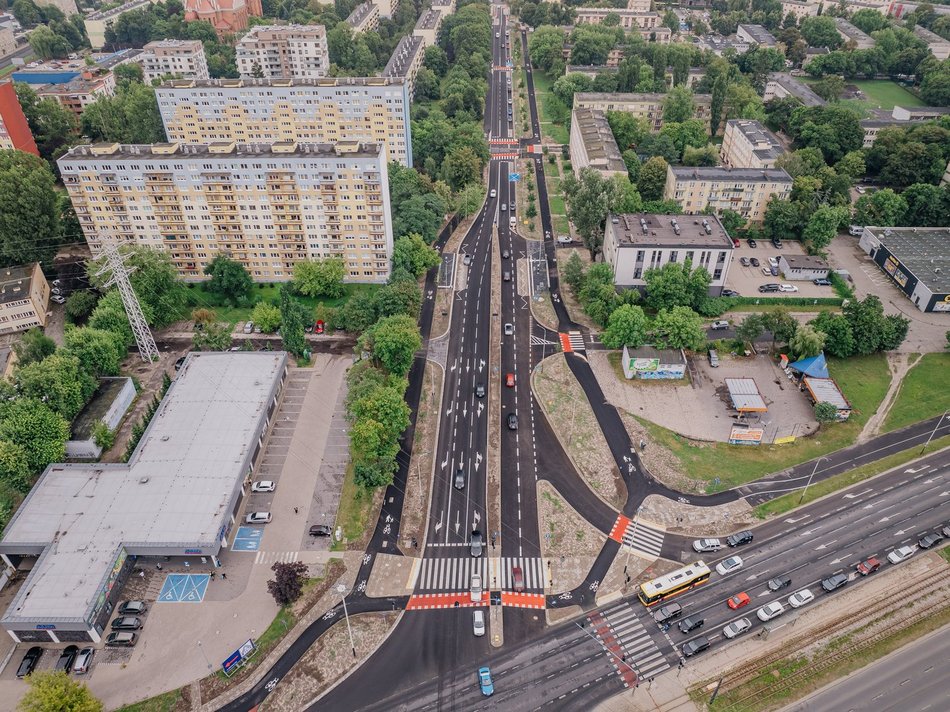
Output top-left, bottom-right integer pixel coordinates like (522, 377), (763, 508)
(196, 640), (212, 671)
(920, 410), (948, 455)
(799, 456), (828, 505)
(336, 584), (357, 659)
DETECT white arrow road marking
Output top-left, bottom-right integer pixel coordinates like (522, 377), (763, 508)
(815, 540), (836, 550)
(455, 510), (460, 534)
(784, 515), (810, 524)
(844, 489), (872, 499)
(435, 510), (443, 533)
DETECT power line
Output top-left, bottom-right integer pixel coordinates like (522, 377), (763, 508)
(94, 239), (159, 362)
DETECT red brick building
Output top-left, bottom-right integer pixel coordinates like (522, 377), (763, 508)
(184, 0), (263, 36)
(0, 82), (38, 156)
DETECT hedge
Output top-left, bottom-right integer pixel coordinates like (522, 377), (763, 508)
(723, 296), (845, 307)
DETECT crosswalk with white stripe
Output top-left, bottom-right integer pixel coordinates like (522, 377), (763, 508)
(621, 521), (665, 558)
(417, 556), (545, 592)
(567, 331), (585, 352)
(255, 551), (300, 566)
(596, 601), (671, 680)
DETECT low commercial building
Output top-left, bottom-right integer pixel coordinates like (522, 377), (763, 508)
(236, 24), (329, 79)
(602, 213), (734, 291)
(663, 166), (793, 222)
(621, 345), (687, 380)
(0, 81), (38, 155)
(778, 254), (829, 281)
(59, 140), (394, 284)
(413, 8), (443, 49)
(85, 0), (155, 50)
(891, 105), (950, 121)
(781, 0), (820, 21)
(835, 18), (875, 50)
(36, 69), (116, 118)
(140, 39), (209, 83)
(764, 72), (826, 108)
(913, 25), (950, 60)
(569, 107), (627, 179)
(858, 226), (950, 313)
(803, 377), (851, 420)
(383, 35), (425, 100)
(736, 24), (777, 48)
(346, 1), (380, 33)
(0, 351), (288, 643)
(0, 263), (50, 334)
(696, 35), (752, 56)
(720, 119), (785, 169)
(573, 92), (713, 133)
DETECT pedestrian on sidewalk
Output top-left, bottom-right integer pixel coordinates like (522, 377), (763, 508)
(210, 571), (216, 580)
(221, 572), (227, 580)
(294, 507), (299, 514)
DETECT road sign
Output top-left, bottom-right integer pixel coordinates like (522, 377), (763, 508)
(509, 173), (521, 182)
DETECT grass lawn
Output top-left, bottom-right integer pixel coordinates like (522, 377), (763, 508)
(636, 354), (890, 491)
(849, 80), (926, 109)
(548, 195), (567, 216)
(332, 462), (378, 550)
(544, 159), (560, 178)
(531, 69), (571, 144)
(116, 690), (183, 712)
(553, 215), (571, 235)
(185, 283), (378, 325)
(882, 353), (950, 433)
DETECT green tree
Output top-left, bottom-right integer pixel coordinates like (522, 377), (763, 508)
(80, 83), (166, 144)
(92, 421), (116, 451)
(600, 304), (649, 349)
(662, 85), (695, 123)
(843, 295), (888, 355)
(651, 306), (706, 350)
(636, 156), (669, 202)
(736, 313), (765, 343)
(551, 73), (594, 107)
(251, 302), (281, 333)
(64, 290), (99, 323)
(348, 380), (411, 442)
(350, 417), (400, 487)
(113, 62), (144, 87)
(563, 252), (586, 294)
(0, 150), (60, 267)
(12, 0), (43, 27)
(18, 669), (102, 712)
(63, 327), (124, 378)
(811, 311), (855, 358)
(88, 290), (142, 348)
(763, 197), (804, 242)
(440, 146), (483, 190)
(12, 327), (56, 366)
(28, 25), (73, 59)
(203, 254), (253, 304)
(0, 399), (69, 475)
(528, 25), (566, 73)
(788, 323), (826, 359)
(802, 205), (849, 252)
(0, 440), (32, 493)
(901, 183), (949, 227)
(800, 16), (843, 49)
(192, 322), (232, 351)
(762, 308), (798, 350)
(814, 401), (838, 423)
(292, 258), (347, 299)
(681, 144), (720, 166)
(14, 353), (95, 420)
(718, 209), (746, 235)
(607, 111), (650, 151)
(278, 289), (309, 356)
(834, 151), (866, 181)
(362, 313), (421, 377)
(853, 189), (908, 227)
(879, 140), (945, 189)
(89, 246), (184, 328)
(644, 261), (711, 311)
(14, 83), (78, 162)
(374, 280), (422, 319)
(562, 169), (615, 258)
(812, 75), (845, 102)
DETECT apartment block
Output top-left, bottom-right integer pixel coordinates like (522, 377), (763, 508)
(384, 35), (425, 100)
(0, 263), (50, 335)
(37, 0), (79, 14)
(891, 105), (950, 121)
(626, 0), (651, 10)
(156, 77), (412, 166)
(764, 72), (826, 108)
(573, 92), (713, 133)
(720, 119), (785, 169)
(0, 81), (38, 155)
(85, 0), (154, 50)
(602, 213), (734, 291)
(573, 9), (673, 43)
(236, 24), (329, 79)
(413, 8), (443, 50)
(736, 24), (777, 48)
(37, 69), (116, 118)
(346, 1), (380, 33)
(835, 18), (875, 50)
(0, 27), (15, 60)
(140, 40), (209, 83)
(780, 0), (819, 21)
(371, 0), (398, 18)
(663, 166), (793, 222)
(58, 140), (394, 284)
(569, 107), (626, 178)
(914, 24), (950, 60)
(696, 35), (752, 55)
(430, 0), (456, 13)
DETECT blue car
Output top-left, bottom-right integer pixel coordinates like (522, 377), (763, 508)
(478, 666), (494, 696)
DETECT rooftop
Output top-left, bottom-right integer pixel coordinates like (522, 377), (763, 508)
(573, 107), (626, 173)
(566, 65), (619, 74)
(892, 105), (950, 118)
(726, 119), (785, 162)
(574, 91), (712, 105)
(0, 352), (288, 625)
(384, 35), (424, 78)
(346, 1), (377, 27)
(143, 39), (204, 51)
(86, 0), (152, 20)
(0, 264), (39, 307)
(237, 24), (327, 42)
(781, 254), (829, 270)
(834, 17), (874, 44)
(59, 140), (383, 162)
(697, 34), (751, 52)
(160, 76), (406, 90)
(415, 8), (442, 30)
(766, 72), (826, 107)
(669, 166), (793, 183)
(625, 345), (686, 364)
(803, 376), (850, 410)
(866, 226), (950, 293)
(913, 24), (950, 44)
(737, 23), (777, 46)
(608, 213), (734, 249)
(725, 378), (768, 412)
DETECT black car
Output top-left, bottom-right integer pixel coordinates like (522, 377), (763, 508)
(721, 289), (740, 297)
(174, 356), (186, 371)
(119, 600), (147, 616)
(55, 645), (79, 672)
(919, 532), (944, 549)
(747, 239), (757, 248)
(767, 576), (792, 592)
(106, 631), (137, 647)
(309, 524), (332, 537)
(653, 602), (683, 625)
(470, 530), (484, 557)
(821, 573), (848, 592)
(749, 257), (760, 267)
(454, 468), (465, 490)
(727, 530), (754, 547)
(111, 616), (142, 631)
(16, 647), (42, 678)
(682, 636), (710, 657)
(758, 284), (780, 293)
(772, 238), (783, 248)
(506, 413), (518, 430)
(813, 278), (832, 286)
(678, 615), (704, 634)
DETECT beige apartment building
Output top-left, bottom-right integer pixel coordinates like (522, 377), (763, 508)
(573, 10), (672, 42)
(914, 25), (950, 60)
(413, 8), (443, 49)
(140, 39), (209, 83)
(156, 77), (413, 166)
(37, 70), (116, 118)
(58, 141), (394, 284)
(835, 18), (875, 49)
(780, 0), (819, 21)
(371, 0), (398, 18)
(569, 107), (627, 178)
(236, 24), (329, 79)
(663, 166), (793, 222)
(0, 264), (50, 335)
(384, 35), (425, 100)
(720, 119), (786, 169)
(346, 1), (380, 33)
(573, 92), (713, 133)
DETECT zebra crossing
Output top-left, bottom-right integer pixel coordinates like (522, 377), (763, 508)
(254, 551), (301, 566)
(621, 520), (665, 559)
(589, 601), (671, 685)
(416, 556), (545, 593)
(559, 331), (586, 353)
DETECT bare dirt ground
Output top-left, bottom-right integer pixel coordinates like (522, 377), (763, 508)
(533, 354), (626, 509)
(857, 351), (920, 443)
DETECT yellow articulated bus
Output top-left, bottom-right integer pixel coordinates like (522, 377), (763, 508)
(638, 561), (711, 607)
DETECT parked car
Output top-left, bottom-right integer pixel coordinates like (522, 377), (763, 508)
(708, 349), (719, 368)
(813, 278), (832, 286)
(507, 413), (518, 430)
(767, 576), (792, 592)
(478, 666), (495, 696)
(727, 592), (750, 610)
(758, 284), (780, 293)
(887, 545), (916, 564)
(106, 631), (137, 647)
(52, 294), (67, 304)
(856, 557), (882, 575)
(749, 257), (760, 267)
(16, 647), (43, 678)
(756, 601), (785, 622)
(471, 573), (483, 602)
(243, 321), (254, 334)
(678, 615), (705, 634)
(848, 224), (864, 236)
(727, 531), (754, 547)
(473, 610), (486, 637)
(692, 538), (722, 553)
(722, 289), (740, 297)
(740, 257), (750, 267)
(768, 257), (779, 269)
(251, 480), (275, 493)
(722, 618), (752, 639)
(821, 573), (849, 592)
(111, 616), (142, 631)
(470, 530), (484, 557)
(55, 645), (79, 672)
(119, 600), (147, 616)
(747, 239), (757, 248)
(653, 602), (683, 625)
(557, 235), (573, 244)
(771, 238), (783, 248)
(716, 556), (743, 576)
(710, 320), (729, 330)
(309, 524), (332, 537)
(919, 532), (944, 549)
(245, 512), (272, 524)
(682, 636), (710, 657)
(72, 647), (94, 674)
(174, 356), (186, 371)
(778, 284), (799, 293)
(788, 589), (815, 608)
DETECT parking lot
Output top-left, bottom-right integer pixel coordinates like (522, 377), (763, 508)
(726, 240), (838, 299)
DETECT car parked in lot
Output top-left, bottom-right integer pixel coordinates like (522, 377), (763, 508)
(813, 278), (832, 286)
(470, 530), (484, 557)
(723, 618), (752, 639)
(682, 636), (710, 657)
(919, 532), (944, 549)
(309, 524), (332, 537)
(478, 666), (494, 696)
(251, 480), (275, 493)
(55, 645), (79, 672)
(778, 284), (799, 293)
(727, 592), (750, 610)
(716, 556), (743, 576)
(771, 238), (783, 248)
(887, 545), (916, 564)
(788, 589), (815, 608)
(52, 294), (67, 304)
(245, 511), (272, 524)
(747, 239), (757, 248)
(740, 257), (750, 267)
(119, 600), (147, 616)
(756, 601), (785, 622)
(106, 631), (137, 647)
(749, 257), (760, 267)
(727, 531), (754, 547)
(692, 538), (722, 553)
(16, 647), (42, 678)
(767, 576), (792, 592)
(721, 289), (740, 297)
(678, 615), (704, 634)
(73, 647), (94, 674)
(111, 616), (142, 631)
(856, 557), (882, 575)
(768, 257), (780, 269)
(821, 573), (849, 592)
(758, 284), (780, 293)
(653, 602), (683, 625)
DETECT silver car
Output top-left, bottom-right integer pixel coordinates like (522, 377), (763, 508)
(692, 538), (722, 553)
(722, 617), (751, 639)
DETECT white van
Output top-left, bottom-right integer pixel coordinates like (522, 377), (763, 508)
(848, 225), (864, 237)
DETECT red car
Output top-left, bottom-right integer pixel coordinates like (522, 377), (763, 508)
(506, 373), (515, 387)
(727, 592), (750, 610)
(856, 556), (881, 575)
(315, 320), (325, 334)
(512, 566), (524, 592)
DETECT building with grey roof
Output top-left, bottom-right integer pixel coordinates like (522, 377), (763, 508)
(696, 34), (752, 55)
(346, 1), (380, 33)
(764, 72), (826, 108)
(664, 165), (793, 222)
(0, 352), (289, 642)
(834, 17), (875, 50)
(384, 35), (425, 99)
(892, 105), (950, 121)
(858, 227), (950, 313)
(720, 119), (786, 169)
(736, 24), (777, 48)
(569, 107), (627, 179)
(913, 24), (950, 60)
(413, 8), (443, 48)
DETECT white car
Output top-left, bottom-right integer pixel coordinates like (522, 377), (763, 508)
(490, 189), (497, 198)
(556, 235), (573, 244)
(473, 609), (485, 637)
(710, 320), (729, 330)
(51, 295), (67, 304)
(716, 555), (743, 576)
(251, 481), (275, 492)
(887, 545), (916, 564)
(471, 573), (483, 602)
(787, 588), (814, 608)
(722, 617), (752, 639)
(778, 284), (799, 293)
(757, 601), (785, 622)
(692, 538), (722, 553)
(768, 257), (780, 269)
(245, 512), (272, 524)
(504, 323), (514, 336)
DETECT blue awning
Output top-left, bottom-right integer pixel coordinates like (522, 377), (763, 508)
(788, 352), (829, 379)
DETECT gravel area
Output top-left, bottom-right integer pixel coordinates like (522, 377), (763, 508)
(637, 494), (757, 541)
(534, 354), (626, 509)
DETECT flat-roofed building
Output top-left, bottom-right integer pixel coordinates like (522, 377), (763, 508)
(430, 0), (456, 13)
(413, 8), (443, 49)
(384, 35), (425, 100)
(891, 105), (950, 121)
(140, 39), (209, 83)
(0, 26), (15, 60)
(575, 9), (661, 30)
(59, 140), (394, 284)
(569, 107), (627, 178)
(859, 118), (905, 148)
(626, 0), (651, 10)
(236, 24), (329, 79)
(37, 0), (79, 14)
(0, 263), (50, 334)
(736, 23), (777, 48)
(696, 34), (752, 55)
(566, 65), (619, 79)
(913, 25), (950, 59)
(0, 351), (288, 643)
(802, 46), (829, 68)
(602, 213), (734, 291)
(573, 91), (713, 133)
(835, 17), (876, 49)
(764, 72), (826, 108)
(858, 226), (950, 312)
(0, 81), (38, 155)
(371, 0), (398, 18)
(780, 0), (819, 20)
(85, 0), (155, 49)
(346, 1), (380, 33)
(778, 254), (829, 281)
(663, 165), (793, 222)
(720, 119), (786, 169)
(36, 69), (116, 118)
(156, 77), (412, 166)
